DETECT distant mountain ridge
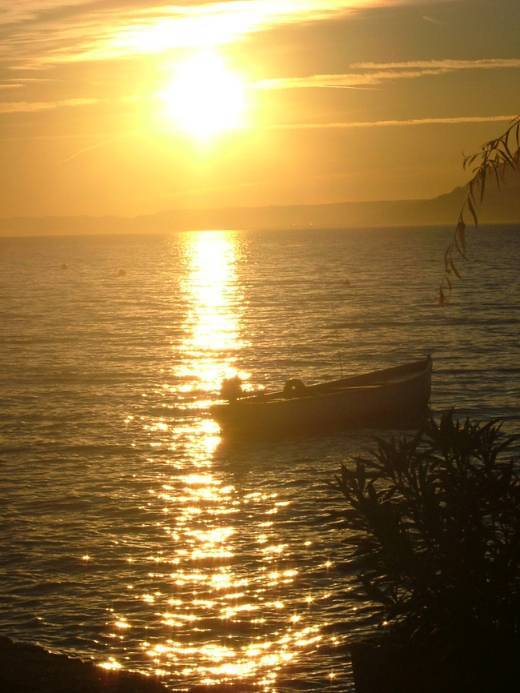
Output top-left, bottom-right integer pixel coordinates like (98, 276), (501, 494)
(1, 176), (519, 236)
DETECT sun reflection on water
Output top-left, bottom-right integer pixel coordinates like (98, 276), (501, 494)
(102, 230), (337, 690)
(178, 230), (248, 400)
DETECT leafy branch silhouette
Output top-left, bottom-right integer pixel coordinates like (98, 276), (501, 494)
(439, 115), (520, 305)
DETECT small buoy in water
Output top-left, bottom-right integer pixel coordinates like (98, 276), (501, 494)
(344, 278), (351, 286)
(118, 269), (126, 277)
(60, 263), (68, 270)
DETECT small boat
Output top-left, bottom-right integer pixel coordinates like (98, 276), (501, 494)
(210, 356), (432, 438)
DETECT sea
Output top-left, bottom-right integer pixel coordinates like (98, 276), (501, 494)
(1, 225), (519, 691)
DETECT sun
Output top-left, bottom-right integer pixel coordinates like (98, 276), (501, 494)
(160, 51), (247, 142)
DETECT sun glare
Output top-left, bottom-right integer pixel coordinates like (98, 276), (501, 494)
(160, 51), (247, 142)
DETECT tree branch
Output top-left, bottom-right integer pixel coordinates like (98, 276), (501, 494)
(439, 115), (520, 305)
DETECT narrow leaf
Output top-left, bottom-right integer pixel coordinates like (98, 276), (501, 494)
(454, 231), (466, 259)
(464, 153), (478, 169)
(479, 166), (487, 203)
(456, 221), (466, 254)
(498, 143), (516, 169)
(491, 159), (502, 189)
(467, 196), (478, 227)
(469, 178), (476, 204)
(449, 259), (462, 279)
(444, 246), (452, 273)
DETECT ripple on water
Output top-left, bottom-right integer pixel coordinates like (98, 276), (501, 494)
(1, 227), (519, 690)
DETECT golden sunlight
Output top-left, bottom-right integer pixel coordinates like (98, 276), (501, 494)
(160, 51), (247, 142)
(178, 230), (247, 396)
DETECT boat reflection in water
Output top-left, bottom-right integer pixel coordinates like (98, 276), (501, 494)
(119, 231), (330, 691)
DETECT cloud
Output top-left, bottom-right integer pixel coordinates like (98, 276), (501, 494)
(256, 58), (520, 90)
(352, 58), (520, 71)
(422, 15), (443, 25)
(0, 1), (451, 68)
(0, 97), (97, 114)
(256, 69), (445, 90)
(272, 114), (518, 129)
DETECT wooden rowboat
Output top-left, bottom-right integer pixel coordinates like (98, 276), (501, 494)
(210, 356), (432, 438)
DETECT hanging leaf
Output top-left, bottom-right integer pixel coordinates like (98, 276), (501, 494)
(444, 246), (452, 273)
(438, 115), (519, 305)
(467, 196), (478, 227)
(449, 260), (462, 279)
(468, 179), (476, 205)
(498, 141), (516, 169)
(479, 166), (487, 203)
(454, 236), (465, 260)
(491, 159), (502, 190)
(456, 221), (466, 255)
(463, 153), (478, 170)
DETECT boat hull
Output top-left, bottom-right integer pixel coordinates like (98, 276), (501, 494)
(210, 357), (432, 438)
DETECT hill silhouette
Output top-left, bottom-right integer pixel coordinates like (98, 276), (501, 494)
(1, 175), (519, 236)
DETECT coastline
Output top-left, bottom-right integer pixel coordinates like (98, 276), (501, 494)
(0, 636), (168, 693)
(0, 636), (257, 692)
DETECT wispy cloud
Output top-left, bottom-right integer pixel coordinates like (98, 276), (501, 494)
(0, 1), (449, 68)
(352, 58), (520, 71)
(272, 114), (518, 129)
(59, 133), (126, 164)
(422, 15), (443, 25)
(0, 97), (97, 114)
(257, 69), (444, 90)
(257, 58), (520, 90)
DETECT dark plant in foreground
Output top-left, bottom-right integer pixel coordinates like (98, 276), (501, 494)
(439, 115), (520, 305)
(335, 412), (520, 644)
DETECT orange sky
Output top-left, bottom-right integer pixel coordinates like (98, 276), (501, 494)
(1, 0), (519, 217)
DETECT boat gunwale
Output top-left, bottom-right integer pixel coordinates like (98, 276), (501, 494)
(212, 356), (432, 409)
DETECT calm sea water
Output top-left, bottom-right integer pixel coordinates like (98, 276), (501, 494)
(1, 226), (519, 691)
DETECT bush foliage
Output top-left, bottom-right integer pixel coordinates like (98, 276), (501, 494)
(335, 412), (520, 643)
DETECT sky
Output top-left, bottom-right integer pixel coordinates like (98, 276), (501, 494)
(1, 0), (519, 217)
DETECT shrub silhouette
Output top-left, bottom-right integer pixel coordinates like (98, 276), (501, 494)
(335, 411), (520, 644)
